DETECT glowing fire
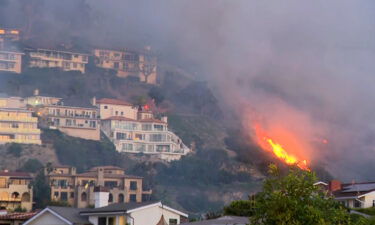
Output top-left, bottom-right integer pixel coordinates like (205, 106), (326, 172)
(255, 125), (310, 171)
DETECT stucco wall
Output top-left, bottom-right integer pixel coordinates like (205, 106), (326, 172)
(130, 205), (181, 225)
(27, 211), (68, 225)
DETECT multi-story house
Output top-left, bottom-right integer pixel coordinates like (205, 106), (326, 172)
(95, 98), (138, 120)
(0, 95), (41, 145)
(24, 89), (62, 107)
(101, 114), (190, 161)
(0, 171), (33, 212)
(37, 104), (100, 141)
(26, 48), (89, 74)
(46, 166), (152, 208)
(93, 48), (157, 84)
(0, 29), (20, 49)
(0, 50), (24, 74)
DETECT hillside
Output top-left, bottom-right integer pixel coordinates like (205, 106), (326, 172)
(0, 65), (268, 215)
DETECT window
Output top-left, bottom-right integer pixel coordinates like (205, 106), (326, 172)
(70, 192), (74, 198)
(116, 132), (126, 140)
(354, 200), (361, 208)
(98, 217), (106, 225)
(150, 134), (166, 142)
(135, 133), (144, 140)
(108, 217), (115, 225)
(60, 192), (68, 201)
(118, 194), (124, 203)
(89, 121), (96, 128)
(122, 143), (133, 151)
(114, 62), (119, 69)
(129, 194), (137, 202)
(11, 123), (19, 128)
(104, 106), (108, 109)
(130, 181), (137, 190)
(373, 200), (375, 207)
(54, 192), (59, 198)
(104, 181), (118, 188)
(169, 219), (178, 225)
(81, 192), (87, 202)
(142, 124), (152, 131)
(156, 145), (170, 152)
(108, 193), (113, 202)
(154, 124), (164, 131)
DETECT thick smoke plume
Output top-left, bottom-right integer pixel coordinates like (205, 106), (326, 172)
(2, 0), (375, 180)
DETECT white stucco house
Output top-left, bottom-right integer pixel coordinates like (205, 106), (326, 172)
(24, 202), (188, 225)
(317, 180), (375, 209)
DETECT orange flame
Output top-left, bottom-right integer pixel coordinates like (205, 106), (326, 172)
(254, 124), (310, 171)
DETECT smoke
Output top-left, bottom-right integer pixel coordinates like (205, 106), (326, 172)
(2, 0), (375, 180)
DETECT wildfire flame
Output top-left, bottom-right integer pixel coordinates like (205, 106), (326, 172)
(254, 124), (310, 171)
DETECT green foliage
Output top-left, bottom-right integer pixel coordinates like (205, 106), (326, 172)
(356, 207), (375, 216)
(19, 158), (44, 173)
(7, 143), (23, 157)
(224, 200), (253, 217)
(42, 129), (121, 172)
(32, 169), (51, 209)
(156, 149), (252, 186)
(251, 164), (351, 225)
(13, 205), (27, 212)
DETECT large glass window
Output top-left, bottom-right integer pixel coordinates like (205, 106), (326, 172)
(130, 181), (137, 190)
(154, 124), (164, 131)
(149, 134), (166, 142)
(122, 143), (133, 151)
(104, 181), (118, 188)
(129, 194), (137, 202)
(141, 124), (152, 131)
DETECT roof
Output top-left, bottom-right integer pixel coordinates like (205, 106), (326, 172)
(80, 201), (160, 214)
(89, 166), (124, 171)
(0, 171), (32, 179)
(0, 211), (39, 220)
(71, 172), (143, 179)
(96, 98), (133, 106)
(24, 207), (91, 225)
(180, 216), (249, 225)
(332, 182), (375, 199)
(102, 116), (136, 122)
(80, 201), (187, 218)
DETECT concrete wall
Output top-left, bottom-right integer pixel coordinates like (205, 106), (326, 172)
(99, 104), (138, 120)
(59, 126), (100, 141)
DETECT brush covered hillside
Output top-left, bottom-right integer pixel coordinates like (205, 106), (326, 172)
(0, 65), (273, 215)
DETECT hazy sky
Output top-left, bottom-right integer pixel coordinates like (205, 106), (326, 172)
(2, 0), (375, 180)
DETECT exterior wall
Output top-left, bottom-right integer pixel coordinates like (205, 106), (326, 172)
(48, 167), (148, 208)
(28, 49), (88, 73)
(0, 219), (25, 225)
(0, 108), (41, 145)
(130, 205), (182, 225)
(0, 29), (20, 41)
(0, 178), (33, 211)
(26, 211), (68, 225)
(0, 97), (26, 108)
(88, 215), (127, 225)
(25, 96), (61, 106)
(101, 119), (189, 161)
(94, 49), (157, 84)
(362, 192), (375, 208)
(0, 51), (23, 74)
(98, 103), (138, 120)
(39, 105), (100, 141)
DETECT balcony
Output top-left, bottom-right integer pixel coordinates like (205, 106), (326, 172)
(0, 116), (37, 123)
(0, 128), (41, 134)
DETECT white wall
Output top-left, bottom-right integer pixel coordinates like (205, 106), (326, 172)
(130, 205), (181, 225)
(27, 211), (69, 225)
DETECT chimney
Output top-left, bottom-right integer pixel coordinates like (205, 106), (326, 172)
(97, 168), (104, 186)
(329, 180), (342, 192)
(91, 97), (96, 106)
(94, 186), (109, 208)
(34, 89), (39, 96)
(161, 116), (168, 123)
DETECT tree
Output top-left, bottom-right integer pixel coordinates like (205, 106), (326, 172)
(251, 164), (351, 225)
(32, 169), (51, 209)
(148, 86), (165, 106)
(7, 143), (23, 157)
(19, 159), (43, 173)
(223, 200), (253, 217)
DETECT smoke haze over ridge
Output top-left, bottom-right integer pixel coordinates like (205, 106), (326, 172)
(2, 0), (375, 180)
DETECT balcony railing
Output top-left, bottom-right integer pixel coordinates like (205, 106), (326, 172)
(0, 116), (37, 123)
(0, 139), (41, 144)
(0, 128), (41, 134)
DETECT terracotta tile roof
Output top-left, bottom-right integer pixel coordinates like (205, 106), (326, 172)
(102, 116), (136, 122)
(0, 211), (39, 220)
(0, 171), (31, 178)
(97, 98), (133, 106)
